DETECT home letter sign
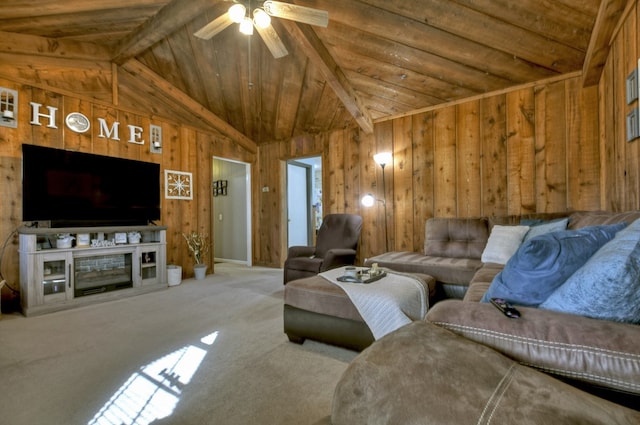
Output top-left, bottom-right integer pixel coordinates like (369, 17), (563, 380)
(30, 102), (58, 129)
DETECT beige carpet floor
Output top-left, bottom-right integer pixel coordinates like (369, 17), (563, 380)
(0, 263), (357, 425)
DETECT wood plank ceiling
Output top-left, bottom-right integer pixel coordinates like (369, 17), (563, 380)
(0, 0), (626, 149)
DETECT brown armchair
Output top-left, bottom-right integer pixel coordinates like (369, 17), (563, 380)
(283, 214), (363, 284)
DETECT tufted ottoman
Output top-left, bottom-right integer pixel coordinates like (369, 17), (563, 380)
(331, 321), (640, 424)
(283, 273), (436, 351)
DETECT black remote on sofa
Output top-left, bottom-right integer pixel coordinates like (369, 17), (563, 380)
(490, 298), (521, 319)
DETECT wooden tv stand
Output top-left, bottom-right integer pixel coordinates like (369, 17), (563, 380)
(18, 225), (167, 316)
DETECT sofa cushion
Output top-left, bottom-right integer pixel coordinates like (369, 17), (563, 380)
(284, 256), (324, 273)
(568, 210), (640, 229)
(426, 299), (640, 395)
(480, 223), (626, 307)
(424, 217), (489, 259)
(364, 251), (482, 286)
(480, 225), (529, 264)
(463, 262), (503, 302)
(540, 218), (640, 323)
(332, 320), (640, 425)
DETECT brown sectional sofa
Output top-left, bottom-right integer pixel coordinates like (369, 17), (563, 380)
(354, 210), (640, 409)
(364, 212), (568, 299)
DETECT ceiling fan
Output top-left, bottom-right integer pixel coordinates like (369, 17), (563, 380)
(194, 1), (329, 59)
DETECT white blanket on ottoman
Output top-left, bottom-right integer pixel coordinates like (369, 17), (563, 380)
(319, 267), (428, 339)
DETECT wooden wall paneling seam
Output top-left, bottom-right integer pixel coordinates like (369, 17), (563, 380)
(358, 130), (381, 259)
(327, 130), (345, 213)
(612, 28), (627, 210)
(623, 9), (639, 210)
(411, 111), (434, 253)
(433, 106), (457, 217)
(344, 128), (361, 213)
(583, 85), (602, 210)
(567, 80), (601, 211)
(508, 88), (536, 215)
(542, 81), (568, 212)
(392, 116), (413, 251)
(600, 55), (616, 210)
(456, 101), (482, 218)
(480, 94), (508, 218)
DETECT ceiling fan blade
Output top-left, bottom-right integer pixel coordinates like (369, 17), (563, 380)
(263, 1), (329, 28)
(194, 13), (234, 40)
(255, 24), (289, 58)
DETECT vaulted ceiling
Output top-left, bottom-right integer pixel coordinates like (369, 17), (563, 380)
(0, 0), (629, 152)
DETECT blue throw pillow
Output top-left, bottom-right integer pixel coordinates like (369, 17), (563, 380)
(481, 223), (627, 306)
(540, 219), (640, 323)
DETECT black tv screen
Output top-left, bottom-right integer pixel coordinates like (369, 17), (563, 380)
(22, 144), (161, 227)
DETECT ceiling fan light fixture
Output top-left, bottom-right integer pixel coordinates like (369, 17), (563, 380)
(228, 4), (247, 23)
(253, 8), (271, 29)
(263, 0), (329, 27)
(239, 16), (254, 35)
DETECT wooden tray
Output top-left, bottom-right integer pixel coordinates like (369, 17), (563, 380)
(337, 271), (386, 284)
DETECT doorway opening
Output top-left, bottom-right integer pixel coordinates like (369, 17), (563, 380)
(286, 156), (322, 248)
(212, 157), (252, 266)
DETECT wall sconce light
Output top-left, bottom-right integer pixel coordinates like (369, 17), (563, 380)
(150, 124), (162, 154)
(361, 151), (392, 252)
(0, 87), (18, 128)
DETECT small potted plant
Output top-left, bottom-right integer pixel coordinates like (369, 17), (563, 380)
(183, 231), (210, 279)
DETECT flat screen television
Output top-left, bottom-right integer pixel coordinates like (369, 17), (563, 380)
(22, 144), (161, 227)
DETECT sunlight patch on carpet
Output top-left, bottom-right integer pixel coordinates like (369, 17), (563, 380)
(88, 331), (219, 425)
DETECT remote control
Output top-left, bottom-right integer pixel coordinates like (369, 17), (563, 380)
(490, 298), (521, 319)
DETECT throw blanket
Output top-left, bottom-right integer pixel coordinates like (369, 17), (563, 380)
(320, 267), (428, 339)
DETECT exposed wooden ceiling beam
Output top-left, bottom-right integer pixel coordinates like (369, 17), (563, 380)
(582, 0), (629, 87)
(0, 1), (167, 18)
(280, 20), (374, 134)
(120, 59), (258, 154)
(112, 0), (215, 64)
(0, 31), (111, 61)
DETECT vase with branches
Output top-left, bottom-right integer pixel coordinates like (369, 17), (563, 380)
(182, 231), (210, 265)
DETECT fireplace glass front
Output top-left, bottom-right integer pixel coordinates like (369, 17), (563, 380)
(74, 253), (133, 297)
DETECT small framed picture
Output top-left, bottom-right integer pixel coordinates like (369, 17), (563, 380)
(165, 170), (193, 200)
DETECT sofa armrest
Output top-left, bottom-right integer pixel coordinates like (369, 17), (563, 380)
(319, 248), (357, 272)
(426, 299), (640, 395)
(287, 245), (316, 258)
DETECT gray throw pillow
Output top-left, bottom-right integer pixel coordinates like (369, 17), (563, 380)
(523, 217), (569, 241)
(481, 223), (626, 306)
(540, 218), (640, 323)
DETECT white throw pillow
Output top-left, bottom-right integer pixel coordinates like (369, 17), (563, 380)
(481, 225), (530, 264)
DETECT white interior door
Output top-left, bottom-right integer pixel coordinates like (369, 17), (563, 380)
(287, 163), (310, 247)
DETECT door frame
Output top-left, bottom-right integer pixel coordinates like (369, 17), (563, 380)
(284, 155), (322, 253)
(212, 156), (252, 266)
(286, 160), (313, 247)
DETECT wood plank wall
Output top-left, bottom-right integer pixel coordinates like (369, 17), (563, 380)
(600, 0), (640, 212)
(0, 78), (255, 302)
(255, 74), (606, 266)
(253, 0), (640, 266)
(1, 2), (639, 301)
